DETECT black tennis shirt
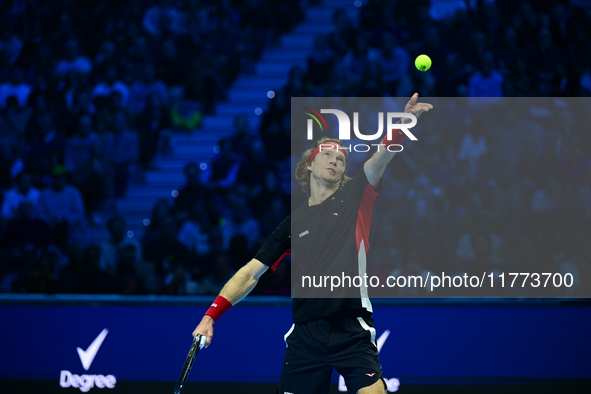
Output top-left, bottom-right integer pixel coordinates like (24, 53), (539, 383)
(255, 168), (383, 323)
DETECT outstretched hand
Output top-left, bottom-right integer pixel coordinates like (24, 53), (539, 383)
(404, 93), (433, 120)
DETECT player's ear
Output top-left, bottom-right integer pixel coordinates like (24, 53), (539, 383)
(306, 163), (312, 171)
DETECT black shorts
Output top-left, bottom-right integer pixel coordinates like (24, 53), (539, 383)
(278, 316), (386, 394)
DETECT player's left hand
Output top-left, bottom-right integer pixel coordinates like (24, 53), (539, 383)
(405, 93), (433, 120)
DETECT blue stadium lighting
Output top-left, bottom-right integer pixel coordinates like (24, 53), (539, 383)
(127, 231), (134, 238)
(267, 90), (275, 99)
(143, 218), (150, 226)
(254, 107), (263, 115)
(354, 0), (362, 8)
(171, 190), (179, 198)
(200, 163), (208, 170)
(213, 146), (220, 154)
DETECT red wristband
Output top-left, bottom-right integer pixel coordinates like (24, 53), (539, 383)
(382, 129), (405, 147)
(205, 295), (232, 322)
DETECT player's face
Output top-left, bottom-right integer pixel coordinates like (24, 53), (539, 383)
(308, 148), (346, 183)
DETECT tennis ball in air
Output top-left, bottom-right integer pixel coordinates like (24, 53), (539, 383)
(415, 54), (432, 72)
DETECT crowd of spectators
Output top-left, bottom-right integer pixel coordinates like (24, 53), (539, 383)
(0, 0), (302, 295)
(285, 0), (590, 297)
(280, 0), (591, 297)
(1, 0), (590, 297)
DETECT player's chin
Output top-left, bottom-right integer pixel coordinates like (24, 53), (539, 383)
(324, 175), (342, 186)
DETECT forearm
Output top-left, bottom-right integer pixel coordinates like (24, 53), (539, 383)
(218, 263), (260, 305)
(195, 267), (257, 343)
(364, 118), (405, 186)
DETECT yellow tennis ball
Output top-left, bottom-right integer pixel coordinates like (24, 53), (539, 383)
(415, 54), (432, 72)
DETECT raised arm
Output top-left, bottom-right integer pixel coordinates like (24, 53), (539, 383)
(192, 258), (269, 347)
(364, 93), (433, 187)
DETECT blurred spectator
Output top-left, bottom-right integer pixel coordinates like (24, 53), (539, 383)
(121, 243), (159, 294)
(405, 172), (446, 225)
(557, 145), (591, 183)
(329, 8), (356, 52)
(358, 58), (385, 96)
(468, 53), (504, 97)
(429, 0), (468, 21)
(162, 261), (200, 295)
(174, 162), (211, 216)
(368, 32), (410, 95)
(99, 215), (142, 276)
(125, 33), (151, 64)
(136, 93), (170, 173)
(93, 41), (118, 81)
(1, 94), (32, 136)
(102, 111), (139, 197)
(95, 91), (130, 134)
(260, 91), (291, 161)
(284, 65), (309, 97)
(116, 246), (142, 295)
(64, 114), (101, 171)
(54, 39), (92, 78)
(431, 146), (459, 189)
(202, 138), (243, 191)
(229, 114), (251, 156)
(228, 234), (250, 272)
(65, 88), (95, 117)
(389, 247), (431, 296)
(209, 16), (243, 86)
(92, 66), (130, 107)
(0, 25), (23, 68)
(307, 35), (334, 87)
(0, 138), (22, 191)
(65, 114), (110, 221)
(197, 253), (235, 295)
(129, 64), (169, 114)
(143, 198), (172, 243)
(155, 39), (186, 86)
(25, 111), (66, 180)
(237, 139), (268, 200)
(38, 165), (85, 251)
(581, 70), (591, 96)
(73, 246), (119, 294)
(436, 52), (469, 97)
(455, 217), (505, 269)
(219, 196), (260, 251)
(1, 200), (51, 267)
(260, 197), (287, 238)
(524, 27), (562, 85)
(11, 251), (60, 294)
(457, 119), (488, 181)
(142, 0), (186, 38)
(342, 35), (370, 85)
(0, 67), (31, 109)
(169, 87), (202, 130)
(176, 205), (211, 262)
(143, 214), (189, 278)
(1, 172), (41, 221)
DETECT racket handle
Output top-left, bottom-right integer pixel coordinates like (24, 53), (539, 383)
(197, 334), (207, 349)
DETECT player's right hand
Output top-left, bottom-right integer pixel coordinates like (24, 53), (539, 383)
(192, 315), (214, 348)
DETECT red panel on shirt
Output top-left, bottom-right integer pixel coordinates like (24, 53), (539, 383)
(355, 184), (379, 254)
(271, 248), (292, 272)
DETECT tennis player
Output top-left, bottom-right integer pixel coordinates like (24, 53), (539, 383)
(193, 94), (433, 393)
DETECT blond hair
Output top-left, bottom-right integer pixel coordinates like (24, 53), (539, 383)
(295, 137), (350, 195)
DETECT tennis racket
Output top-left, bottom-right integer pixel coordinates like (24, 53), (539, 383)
(174, 334), (207, 394)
